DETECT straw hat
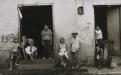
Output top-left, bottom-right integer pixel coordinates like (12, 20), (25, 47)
(71, 30), (78, 35)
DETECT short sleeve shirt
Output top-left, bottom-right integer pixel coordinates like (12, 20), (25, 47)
(96, 29), (103, 39)
(13, 43), (20, 52)
(71, 37), (80, 52)
(25, 46), (37, 54)
(41, 29), (52, 40)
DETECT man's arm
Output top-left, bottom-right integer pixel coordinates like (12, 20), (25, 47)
(77, 42), (81, 53)
(70, 40), (72, 52)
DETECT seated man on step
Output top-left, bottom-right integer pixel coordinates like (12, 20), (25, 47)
(25, 39), (37, 61)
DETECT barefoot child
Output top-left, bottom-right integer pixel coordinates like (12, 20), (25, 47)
(9, 38), (20, 70)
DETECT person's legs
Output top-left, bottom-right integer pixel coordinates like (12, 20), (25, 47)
(73, 52), (78, 67)
(75, 52), (79, 68)
(71, 52), (75, 68)
(29, 54), (34, 61)
(43, 40), (48, 58)
(59, 55), (65, 66)
(14, 52), (19, 65)
(9, 52), (14, 70)
(47, 40), (52, 59)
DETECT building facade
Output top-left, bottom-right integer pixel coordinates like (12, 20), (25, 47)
(0, 0), (121, 65)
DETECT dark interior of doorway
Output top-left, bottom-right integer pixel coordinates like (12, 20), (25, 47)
(19, 5), (53, 58)
(94, 6), (108, 40)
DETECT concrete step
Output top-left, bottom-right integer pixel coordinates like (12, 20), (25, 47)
(18, 59), (55, 70)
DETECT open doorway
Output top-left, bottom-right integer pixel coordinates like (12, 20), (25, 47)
(94, 6), (108, 40)
(94, 5), (121, 56)
(18, 5), (54, 58)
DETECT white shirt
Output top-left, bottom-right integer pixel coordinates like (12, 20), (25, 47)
(59, 43), (66, 53)
(96, 29), (103, 39)
(25, 46), (37, 54)
(71, 37), (80, 52)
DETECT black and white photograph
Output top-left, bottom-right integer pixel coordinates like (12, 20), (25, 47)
(0, 0), (121, 75)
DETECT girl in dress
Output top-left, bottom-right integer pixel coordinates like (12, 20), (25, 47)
(58, 37), (68, 67)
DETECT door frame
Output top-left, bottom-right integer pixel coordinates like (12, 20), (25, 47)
(17, 3), (56, 58)
(93, 5), (121, 56)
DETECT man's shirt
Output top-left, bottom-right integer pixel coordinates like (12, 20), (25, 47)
(71, 37), (80, 52)
(96, 29), (103, 39)
(25, 46), (37, 55)
(41, 29), (52, 40)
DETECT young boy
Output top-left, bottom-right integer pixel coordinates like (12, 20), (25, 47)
(9, 38), (20, 70)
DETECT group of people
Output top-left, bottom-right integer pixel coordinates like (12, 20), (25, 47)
(8, 25), (114, 70)
(58, 31), (81, 69)
(8, 25), (52, 70)
(8, 35), (37, 70)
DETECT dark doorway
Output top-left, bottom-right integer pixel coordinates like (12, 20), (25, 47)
(19, 5), (53, 58)
(94, 6), (108, 40)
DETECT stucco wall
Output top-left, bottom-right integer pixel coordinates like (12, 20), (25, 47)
(0, 0), (121, 65)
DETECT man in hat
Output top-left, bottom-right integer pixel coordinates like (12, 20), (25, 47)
(70, 31), (81, 69)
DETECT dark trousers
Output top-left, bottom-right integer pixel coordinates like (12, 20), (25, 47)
(43, 40), (52, 58)
(97, 39), (104, 49)
(9, 52), (19, 69)
(19, 47), (26, 59)
(71, 52), (78, 67)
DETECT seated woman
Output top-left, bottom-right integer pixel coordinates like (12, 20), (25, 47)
(25, 39), (37, 61)
(58, 37), (68, 67)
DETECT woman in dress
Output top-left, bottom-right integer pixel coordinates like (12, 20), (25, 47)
(58, 37), (68, 67)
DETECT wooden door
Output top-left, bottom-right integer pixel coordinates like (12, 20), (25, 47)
(107, 7), (120, 56)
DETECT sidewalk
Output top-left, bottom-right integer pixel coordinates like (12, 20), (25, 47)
(82, 66), (121, 75)
(0, 65), (121, 75)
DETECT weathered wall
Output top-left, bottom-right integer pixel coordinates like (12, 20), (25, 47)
(0, 0), (121, 65)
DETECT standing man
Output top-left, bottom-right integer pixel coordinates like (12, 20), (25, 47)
(70, 31), (81, 69)
(41, 25), (52, 59)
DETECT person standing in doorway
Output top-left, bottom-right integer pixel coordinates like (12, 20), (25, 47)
(95, 26), (104, 49)
(70, 31), (81, 69)
(95, 26), (104, 69)
(41, 25), (52, 59)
